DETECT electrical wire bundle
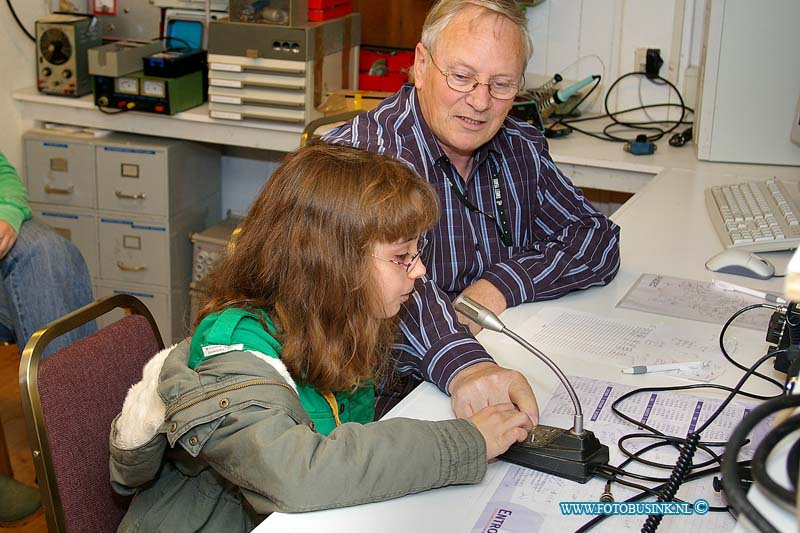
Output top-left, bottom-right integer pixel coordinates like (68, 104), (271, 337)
(575, 300), (797, 532)
(548, 70), (694, 148)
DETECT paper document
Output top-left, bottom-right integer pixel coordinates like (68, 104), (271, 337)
(471, 376), (774, 533)
(520, 307), (728, 381)
(617, 274), (775, 331)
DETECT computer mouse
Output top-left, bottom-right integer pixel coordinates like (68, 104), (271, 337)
(705, 249), (775, 280)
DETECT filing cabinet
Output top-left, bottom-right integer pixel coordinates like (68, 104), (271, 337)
(94, 281), (187, 347)
(96, 139), (220, 217)
(29, 202), (100, 280)
(98, 207), (211, 289)
(24, 130), (97, 208)
(24, 127), (222, 343)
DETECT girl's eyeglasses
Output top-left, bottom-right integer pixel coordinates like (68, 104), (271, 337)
(373, 237), (427, 272)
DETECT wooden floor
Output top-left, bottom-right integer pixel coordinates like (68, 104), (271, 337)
(0, 343), (47, 532)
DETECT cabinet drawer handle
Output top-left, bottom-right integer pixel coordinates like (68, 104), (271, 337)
(44, 184), (74, 195)
(115, 191), (147, 200)
(116, 261), (146, 272)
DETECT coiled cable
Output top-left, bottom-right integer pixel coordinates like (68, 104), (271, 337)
(640, 432), (700, 533)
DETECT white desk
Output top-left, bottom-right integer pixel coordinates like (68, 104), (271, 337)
(260, 167), (800, 532)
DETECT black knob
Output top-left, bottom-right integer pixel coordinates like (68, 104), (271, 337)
(42, 67), (52, 77)
(62, 69), (72, 79)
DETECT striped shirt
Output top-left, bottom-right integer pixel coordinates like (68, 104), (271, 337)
(324, 85), (620, 393)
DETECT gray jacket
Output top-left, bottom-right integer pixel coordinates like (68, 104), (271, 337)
(109, 341), (487, 532)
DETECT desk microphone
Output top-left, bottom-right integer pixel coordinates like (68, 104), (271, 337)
(453, 295), (609, 483)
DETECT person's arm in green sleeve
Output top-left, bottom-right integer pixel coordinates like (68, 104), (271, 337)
(0, 152), (32, 259)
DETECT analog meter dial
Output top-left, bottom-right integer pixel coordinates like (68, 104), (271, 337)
(142, 79), (166, 98)
(115, 77), (139, 95)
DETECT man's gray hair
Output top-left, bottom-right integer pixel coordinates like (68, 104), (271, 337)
(420, 0), (533, 70)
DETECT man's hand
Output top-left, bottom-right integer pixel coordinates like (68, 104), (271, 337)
(455, 279), (507, 335)
(0, 221), (18, 260)
(449, 361), (539, 425)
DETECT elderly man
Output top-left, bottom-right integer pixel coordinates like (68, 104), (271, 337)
(325, 0), (620, 422)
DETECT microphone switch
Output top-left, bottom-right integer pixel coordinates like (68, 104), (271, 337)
(499, 424), (609, 484)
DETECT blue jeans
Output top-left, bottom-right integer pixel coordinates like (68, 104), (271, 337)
(0, 218), (96, 358)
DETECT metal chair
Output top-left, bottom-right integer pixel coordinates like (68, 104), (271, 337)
(19, 294), (164, 533)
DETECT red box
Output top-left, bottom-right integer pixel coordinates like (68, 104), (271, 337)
(308, 0), (349, 7)
(308, 3), (352, 21)
(358, 48), (413, 92)
(387, 52), (414, 73)
(379, 75), (406, 92)
(359, 74), (382, 91)
(359, 51), (383, 73)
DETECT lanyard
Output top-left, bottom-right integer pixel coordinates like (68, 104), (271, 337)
(445, 156), (514, 247)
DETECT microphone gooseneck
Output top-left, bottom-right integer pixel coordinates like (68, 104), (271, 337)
(453, 294), (585, 435)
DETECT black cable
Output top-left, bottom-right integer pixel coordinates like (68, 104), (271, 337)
(561, 104), (694, 142)
(721, 393), (800, 533)
(557, 72), (692, 144)
(786, 439), (800, 491)
(595, 465), (730, 512)
(603, 72), (686, 143)
(669, 127), (693, 147)
(718, 303), (784, 390)
(574, 463), (727, 532)
(611, 381), (779, 447)
(750, 412), (800, 506)
(788, 434), (800, 490)
(599, 462), (672, 483)
(561, 102), (694, 125)
(577, 339), (784, 532)
(97, 104), (129, 115)
(641, 432), (700, 532)
(545, 75), (602, 134)
(161, 35), (193, 51)
(617, 433), (726, 471)
(594, 468), (667, 499)
(599, 350), (783, 532)
(609, 349), (783, 468)
(6, 0), (35, 42)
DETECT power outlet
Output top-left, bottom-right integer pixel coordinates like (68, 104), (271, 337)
(634, 48), (663, 78)
(634, 48), (649, 73)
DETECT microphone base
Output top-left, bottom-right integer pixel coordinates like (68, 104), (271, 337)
(499, 424), (609, 484)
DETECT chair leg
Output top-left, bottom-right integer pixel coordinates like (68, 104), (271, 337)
(0, 417), (12, 477)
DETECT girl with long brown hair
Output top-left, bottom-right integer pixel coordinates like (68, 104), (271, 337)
(109, 143), (532, 532)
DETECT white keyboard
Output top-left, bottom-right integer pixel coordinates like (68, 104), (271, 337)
(705, 178), (800, 252)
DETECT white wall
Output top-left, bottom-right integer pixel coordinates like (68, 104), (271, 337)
(0, 1), (49, 170)
(1, 0), (707, 212)
(525, 0), (704, 122)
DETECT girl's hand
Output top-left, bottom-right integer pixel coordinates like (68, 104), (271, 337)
(468, 403), (533, 461)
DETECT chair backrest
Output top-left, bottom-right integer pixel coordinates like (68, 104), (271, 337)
(299, 110), (362, 147)
(19, 294), (164, 533)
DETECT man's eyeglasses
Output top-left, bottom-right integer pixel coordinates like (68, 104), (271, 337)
(373, 237), (427, 273)
(428, 52), (520, 100)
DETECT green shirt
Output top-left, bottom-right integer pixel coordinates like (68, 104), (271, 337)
(189, 308), (374, 435)
(0, 152), (32, 233)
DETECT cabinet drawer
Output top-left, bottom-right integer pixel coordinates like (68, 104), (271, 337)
(96, 145), (168, 215)
(30, 203), (99, 280)
(94, 283), (173, 344)
(24, 139), (96, 208)
(98, 216), (170, 286)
